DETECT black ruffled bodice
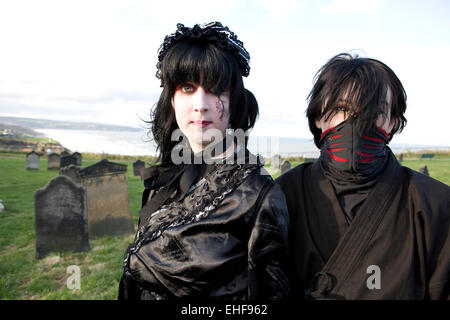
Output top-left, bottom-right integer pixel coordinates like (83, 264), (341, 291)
(118, 152), (291, 300)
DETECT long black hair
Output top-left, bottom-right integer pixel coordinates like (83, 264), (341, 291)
(150, 38), (258, 163)
(306, 53), (407, 148)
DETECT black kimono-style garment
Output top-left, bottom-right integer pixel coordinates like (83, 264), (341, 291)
(276, 151), (450, 299)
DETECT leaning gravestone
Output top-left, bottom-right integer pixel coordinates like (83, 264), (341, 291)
(60, 164), (82, 185)
(72, 152), (82, 166)
(26, 151), (40, 170)
(47, 153), (61, 170)
(79, 159), (134, 238)
(281, 160), (291, 174)
(34, 175), (90, 259)
(61, 154), (78, 168)
(133, 160), (145, 177)
(272, 154), (281, 170)
(419, 165), (429, 176)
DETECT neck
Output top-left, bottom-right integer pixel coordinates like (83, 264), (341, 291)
(190, 143), (204, 154)
(190, 135), (238, 164)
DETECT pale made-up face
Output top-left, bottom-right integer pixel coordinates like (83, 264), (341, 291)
(315, 88), (395, 135)
(172, 82), (231, 153)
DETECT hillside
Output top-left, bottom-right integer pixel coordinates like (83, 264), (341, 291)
(0, 122), (44, 138)
(0, 116), (142, 132)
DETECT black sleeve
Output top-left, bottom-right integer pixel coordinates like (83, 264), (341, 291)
(247, 181), (292, 299)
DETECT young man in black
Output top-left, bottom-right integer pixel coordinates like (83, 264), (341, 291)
(276, 53), (449, 299)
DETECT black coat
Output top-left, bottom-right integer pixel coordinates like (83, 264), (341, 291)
(276, 151), (450, 299)
(119, 159), (291, 300)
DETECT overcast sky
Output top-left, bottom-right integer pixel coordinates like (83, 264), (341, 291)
(1, 0), (449, 146)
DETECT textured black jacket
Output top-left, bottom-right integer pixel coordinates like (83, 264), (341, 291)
(276, 151), (450, 299)
(118, 159), (291, 300)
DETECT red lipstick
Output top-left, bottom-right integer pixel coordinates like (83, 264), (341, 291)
(192, 120), (212, 128)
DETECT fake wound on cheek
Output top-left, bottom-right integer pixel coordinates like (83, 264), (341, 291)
(215, 96), (226, 120)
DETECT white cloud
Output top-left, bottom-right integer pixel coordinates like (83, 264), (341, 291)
(253, 0), (303, 20)
(319, 0), (383, 15)
(120, 0), (241, 25)
(0, 1), (449, 147)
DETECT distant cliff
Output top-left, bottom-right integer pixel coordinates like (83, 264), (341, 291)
(0, 119), (71, 154)
(0, 116), (142, 132)
(0, 137), (70, 155)
(0, 122), (44, 138)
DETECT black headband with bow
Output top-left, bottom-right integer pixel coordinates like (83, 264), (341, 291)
(156, 21), (251, 79)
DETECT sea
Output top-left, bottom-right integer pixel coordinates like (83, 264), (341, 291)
(35, 128), (449, 158)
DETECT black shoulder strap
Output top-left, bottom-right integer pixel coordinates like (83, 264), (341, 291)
(305, 152), (403, 299)
(138, 167), (186, 229)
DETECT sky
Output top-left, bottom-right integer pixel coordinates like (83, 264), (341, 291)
(0, 0), (449, 146)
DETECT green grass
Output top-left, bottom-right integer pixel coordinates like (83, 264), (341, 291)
(0, 153), (142, 300)
(270, 157), (450, 184)
(400, 159), (450, 185)
(0, 151), (448, 300)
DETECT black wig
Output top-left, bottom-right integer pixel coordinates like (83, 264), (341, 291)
(306, 53), (407, 148)
(150, 38), (258, 163)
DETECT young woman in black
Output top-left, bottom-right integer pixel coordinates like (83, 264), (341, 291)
(118, 22), (290, 300)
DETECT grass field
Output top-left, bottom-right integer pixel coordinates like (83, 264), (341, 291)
(0, 154), (141, 299)
(269, 156), (450, 184)
(0, 152), (448, 299)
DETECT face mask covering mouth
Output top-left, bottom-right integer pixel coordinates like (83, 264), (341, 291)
(318, 118), (389, 184)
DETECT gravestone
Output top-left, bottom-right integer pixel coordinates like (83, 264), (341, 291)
(34, 175), (90, 259)
(60, 164), (82, 185)
(47, 153), (61, 170)
(398, 153), (404, 162)
(272, 154), (281, 170)
(281, 160), (291, 174)
(79, 159), (134, 238)
(419, 165), (429, 176)
(61, 154), (78, 168)
(420, 153), (434, 159)
(26, 151), (40, 170)
(133, 160), (145, 177)
(72, 152), (82, 166)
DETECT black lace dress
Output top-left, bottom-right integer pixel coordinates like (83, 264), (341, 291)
(118, 151), (291, 299)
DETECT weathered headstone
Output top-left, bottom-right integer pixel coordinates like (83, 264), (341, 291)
(281, 160), (291, 174)
(72, 152), (82, 166)
(420, 153), (434, 159)
(61, 154), (77, 168)
(34, 175), (90, 259)
(60, 164), (82, 185)
(47, 153), (61, 170)
(26, 151), (40, 170)
(133, 160), (145, 177)
(398, 153), (404, 162)
(79, 159), (134, 238)
(419, 165), (429, 176)
(272, 154), (281, 170)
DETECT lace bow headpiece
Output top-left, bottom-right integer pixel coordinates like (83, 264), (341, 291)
(156, 21), (251, 81)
